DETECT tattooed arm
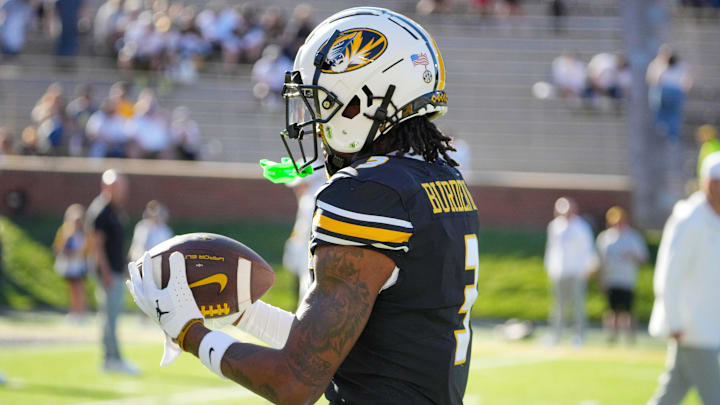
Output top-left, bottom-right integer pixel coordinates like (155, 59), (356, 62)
(182, 245), (396, 405)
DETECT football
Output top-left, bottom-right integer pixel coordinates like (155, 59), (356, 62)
(137, 233), (274, 319)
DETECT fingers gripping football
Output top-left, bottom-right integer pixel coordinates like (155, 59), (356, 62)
(127, 252), (203, 339)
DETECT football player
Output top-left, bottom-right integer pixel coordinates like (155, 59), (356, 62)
(127, 7), (479, 405)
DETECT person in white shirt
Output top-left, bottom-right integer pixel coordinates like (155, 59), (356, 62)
(551, 52), (587, 99)
(282, 170), (325, 307)
(647, 152), (720, 405)
(596, 206), (648, 343)
(128, 200), (173, 262)
(544, 197), (598, 345)
(127, 89), (171, 159)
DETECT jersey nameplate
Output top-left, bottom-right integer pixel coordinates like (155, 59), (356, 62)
(421, 180), (477, 214)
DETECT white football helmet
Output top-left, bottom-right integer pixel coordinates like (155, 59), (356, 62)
(280, 7), (448, 175)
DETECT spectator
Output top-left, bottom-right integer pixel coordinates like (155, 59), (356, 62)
(0, 0), (33, 56)
(497, 0), (522, 17)
(85, 99), (130, 158)
(66, 84), (97, 156)
(222, 5), (265, 64)
(54, 0), (85, 56)
(596, 206), (648, 344)
(587, 52), (621, 100)
(544, 197), (598, 346)
(696, 124), (720, 179)
(117, 10), (158, 70)
(647, 44), (672, 88)
(92, 0), (123, 54)
(551, 52), (587, 100)
(471, 0), (495, 16)
(85, 169), (139, 375)
(452, 136), (473, 182)
(0, 127), (14, 154)
(251, 44), (292, 108)
(127, 89), (171, 159)
(18, 126), (45, 155)
(128, 200), (172, 262)
(31, 82), (67, 153)
(281, 4), (313, 58)
(53, 203), (89, 323)
(170, 106), (201, 160)
(416, 0), (450, 15)
(647, 153), (720, 405)
(258, 7), (285, 46)
(283, 169), (325, 306)
(548, 0), (567, 33)
(109, 81), (134, 119)
(652, 53), (693, 143)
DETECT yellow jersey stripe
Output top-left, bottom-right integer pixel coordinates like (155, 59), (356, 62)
(431, 37), (445, 91)
(316, 215), (412, 244)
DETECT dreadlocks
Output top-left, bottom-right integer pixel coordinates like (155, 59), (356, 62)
(371, 116), (459, 167)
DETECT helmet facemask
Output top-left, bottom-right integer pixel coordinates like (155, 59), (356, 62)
(281, 70), (343, 176)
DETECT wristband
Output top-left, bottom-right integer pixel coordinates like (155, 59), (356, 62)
(177, 318), (204, 351)
(236, 300), (294, 349)
(198, 331), (237, 378)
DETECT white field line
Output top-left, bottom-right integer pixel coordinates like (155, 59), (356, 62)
(76, 386), (259, 405)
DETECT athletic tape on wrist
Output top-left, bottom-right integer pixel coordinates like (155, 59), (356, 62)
(198, 331), (237, 378)
(177, 319), (203, 351)
(236, 300), (294, 349)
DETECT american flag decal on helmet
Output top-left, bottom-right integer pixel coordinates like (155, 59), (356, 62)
(411, 52), (429, 67)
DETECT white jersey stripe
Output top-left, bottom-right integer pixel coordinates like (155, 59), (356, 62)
(372, 243), (409, 252)
(315, 232), (410, 252)
(316, 200), (413, 229)
(314, 232), (365, 247)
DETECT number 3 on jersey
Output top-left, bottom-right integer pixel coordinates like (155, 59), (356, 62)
(455, 234), (479, 365)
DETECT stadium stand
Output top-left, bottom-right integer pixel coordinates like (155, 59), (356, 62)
(0, 0), (718, 178)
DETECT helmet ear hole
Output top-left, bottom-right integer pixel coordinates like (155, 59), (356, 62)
(341, 95), (361, 119)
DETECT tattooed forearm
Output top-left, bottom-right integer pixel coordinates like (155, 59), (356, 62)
(285, 247), (374, 387)
(183, 246), (394, 405)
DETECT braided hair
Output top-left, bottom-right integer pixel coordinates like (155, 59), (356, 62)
(371, 116), (459, 167)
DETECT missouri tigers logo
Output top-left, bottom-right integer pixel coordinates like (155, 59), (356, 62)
(322, 28), (388, 74)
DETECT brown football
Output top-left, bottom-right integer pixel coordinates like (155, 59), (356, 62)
(137, 233), (274, 319)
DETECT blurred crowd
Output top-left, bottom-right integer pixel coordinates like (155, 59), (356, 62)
(0, 81), (202, 159)
(550, 51), (631, 109)
(549, 46), (693, 121)
(94, 1), (312, 85)
(416, 0), (523, 16)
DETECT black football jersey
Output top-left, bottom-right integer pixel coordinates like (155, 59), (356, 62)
(310, 154), (480, 405)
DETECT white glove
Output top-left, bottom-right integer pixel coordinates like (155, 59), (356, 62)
(126, 251), (204, 365)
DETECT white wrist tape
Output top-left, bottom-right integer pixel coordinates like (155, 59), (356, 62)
(236, 300), (294, 349)
(198, 331), (237, 378)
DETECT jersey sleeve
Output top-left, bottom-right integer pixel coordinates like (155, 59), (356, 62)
(310, 178), (413, 255)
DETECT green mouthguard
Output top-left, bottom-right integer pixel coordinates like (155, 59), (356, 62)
(259, 157), (314, 184)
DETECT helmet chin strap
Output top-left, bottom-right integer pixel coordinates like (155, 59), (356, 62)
(323, 85), (397, 176)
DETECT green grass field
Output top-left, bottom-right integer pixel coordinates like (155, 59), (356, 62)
(0, 216), (660, 322)
(1, 215), (700, 404)
(0, 313), (702, 405)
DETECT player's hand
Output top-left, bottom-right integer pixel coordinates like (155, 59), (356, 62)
(670, 331), (683, 342)
(126, 252), (204, 365)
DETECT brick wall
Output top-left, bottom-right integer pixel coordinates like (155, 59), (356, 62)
(0, 157), (630, 228)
